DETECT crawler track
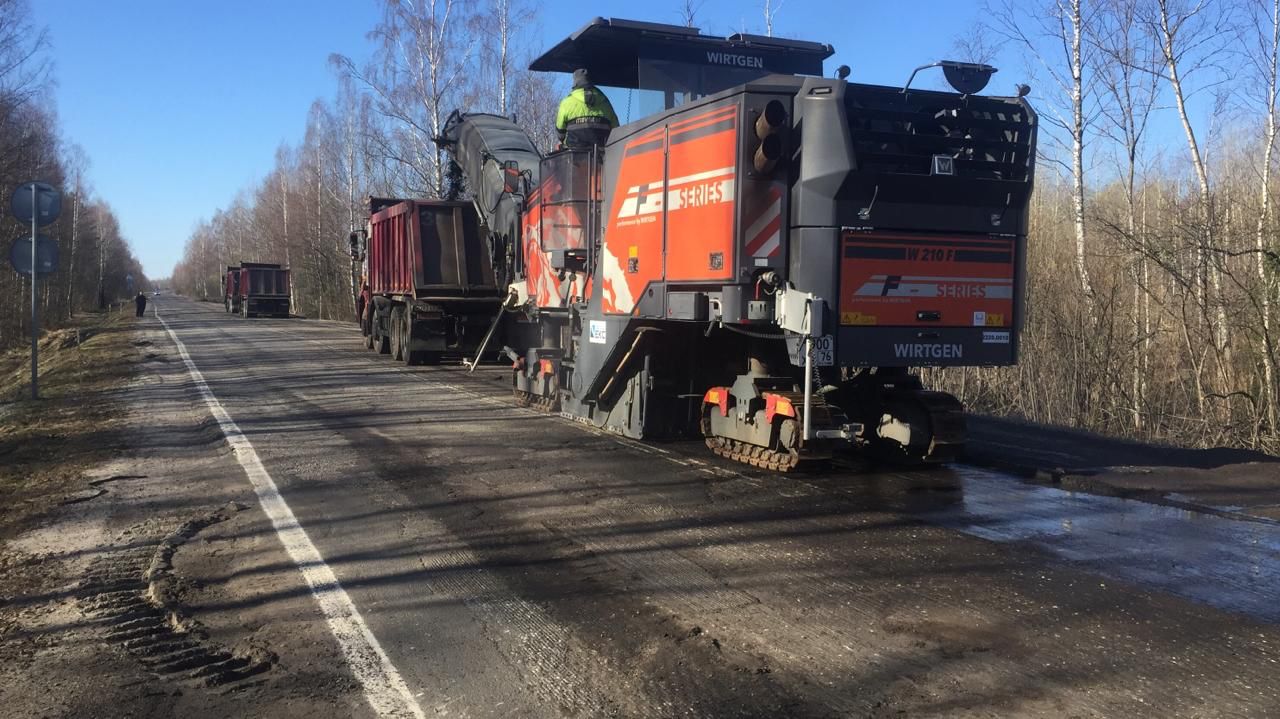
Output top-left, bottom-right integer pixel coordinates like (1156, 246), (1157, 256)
(703, 434), (801, 472)
(514, 387), (559, 413)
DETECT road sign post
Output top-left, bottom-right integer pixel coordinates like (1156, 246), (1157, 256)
(10, 182), (62, 400)
(30, 183), (36, 400)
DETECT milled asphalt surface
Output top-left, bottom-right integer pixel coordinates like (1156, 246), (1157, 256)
(16, 294), (1280, 717)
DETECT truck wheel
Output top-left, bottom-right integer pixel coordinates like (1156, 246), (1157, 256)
(377, 329), (390, 354)
(364, 321), (375, 350)
(390, 307), (405, 361)
(402, 313), (423, 365)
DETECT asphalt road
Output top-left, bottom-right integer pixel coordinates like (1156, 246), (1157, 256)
(116, 295), (1280, 716)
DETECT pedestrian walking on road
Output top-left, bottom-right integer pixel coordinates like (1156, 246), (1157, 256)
(134, 292), (147, 317)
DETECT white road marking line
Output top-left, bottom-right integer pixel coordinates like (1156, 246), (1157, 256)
(153, 307), (426, 719)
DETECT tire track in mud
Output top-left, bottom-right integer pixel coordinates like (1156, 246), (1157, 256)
(77, 507), (276, 691)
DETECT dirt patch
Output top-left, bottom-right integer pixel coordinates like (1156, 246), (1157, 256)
(0, 310), (141, 540)
(964, 414), (1280, 522)
(1034, 463), (1280, 522)
(77, 504), (276, 692)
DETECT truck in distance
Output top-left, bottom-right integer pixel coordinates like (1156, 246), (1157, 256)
(223, 262), (291, 318)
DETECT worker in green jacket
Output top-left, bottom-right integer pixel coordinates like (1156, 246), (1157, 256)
(556, 68), (619, 149)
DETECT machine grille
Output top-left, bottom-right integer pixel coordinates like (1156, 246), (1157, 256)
(845, 85), (1034, 182)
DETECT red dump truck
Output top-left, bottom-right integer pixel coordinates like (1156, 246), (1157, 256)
(350, 198), (502, 364)
(223, 262), (291, 318)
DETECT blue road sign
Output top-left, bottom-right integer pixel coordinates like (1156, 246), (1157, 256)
(10, 182), (61, 226)
(10, 235), (59, 275)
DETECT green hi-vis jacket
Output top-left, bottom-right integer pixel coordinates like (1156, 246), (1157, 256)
(555, 86), (619, 130)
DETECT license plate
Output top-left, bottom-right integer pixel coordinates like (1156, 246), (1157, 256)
(813, 334), (834, 366)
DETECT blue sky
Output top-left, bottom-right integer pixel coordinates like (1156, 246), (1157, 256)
(32, 0), (1154, 279)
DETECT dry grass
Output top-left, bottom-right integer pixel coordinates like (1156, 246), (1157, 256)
(0, 308), (140, 539)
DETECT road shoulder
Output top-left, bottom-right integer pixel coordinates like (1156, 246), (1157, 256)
(965, 414), (1280, 521)
(0, 308), (374, 718)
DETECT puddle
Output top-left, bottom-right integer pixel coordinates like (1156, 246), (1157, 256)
(912, 467), (1280, 623)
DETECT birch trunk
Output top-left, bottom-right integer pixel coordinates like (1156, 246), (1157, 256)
(1155, 0), (1221, 417)
(65, 187), (79, 313)
(1256, 0), (1280, 439)
(1069, 0), (1094, 304)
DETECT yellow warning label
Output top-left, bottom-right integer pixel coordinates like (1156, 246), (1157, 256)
(841, 312), (878, 325)
(628, 245), (638, 258)
(986, 313), (1005, 326)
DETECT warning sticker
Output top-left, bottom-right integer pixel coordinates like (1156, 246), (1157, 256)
(841, 312), (878, 325)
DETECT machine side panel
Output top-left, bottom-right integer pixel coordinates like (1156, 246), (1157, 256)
(663, 105), (738, 284)
(523, 180), (587, 308)
(601, 126), (666, 314)
(521, 189), (555, 307)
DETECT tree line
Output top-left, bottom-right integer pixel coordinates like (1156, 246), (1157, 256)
(170, 0), (555, 320)
(924, 0), (1280, 454)
(173, 0), (1279, 453)
(0, 0), (149, 352)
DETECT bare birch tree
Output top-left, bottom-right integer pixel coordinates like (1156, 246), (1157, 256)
(678, 0), (705, 27)
(62, 144), (90, 314)
(1089, 0), (1161, 429)
(0, 0), (50, 107)
(1138, 0), (1236, 416)
(762, 0), (784, 36)
(989, 0), (1099, 305)
(333, 0), (480, 197)
(1240, 0), (1280, 433)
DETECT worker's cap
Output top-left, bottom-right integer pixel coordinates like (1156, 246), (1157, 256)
(573, 68), (591, 88)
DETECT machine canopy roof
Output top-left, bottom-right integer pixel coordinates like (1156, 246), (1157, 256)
(530, 17), (833, 97)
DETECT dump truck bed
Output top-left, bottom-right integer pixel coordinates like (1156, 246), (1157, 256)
(238, 263), (290, 299)
(367, 200), (499, 299)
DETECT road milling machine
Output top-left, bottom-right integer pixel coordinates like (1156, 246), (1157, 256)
(435, 18), (1037, 470)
